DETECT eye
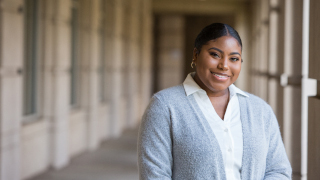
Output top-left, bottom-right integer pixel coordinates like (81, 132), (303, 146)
(210, 52), (220, 58)
(230, 57), (239, 62)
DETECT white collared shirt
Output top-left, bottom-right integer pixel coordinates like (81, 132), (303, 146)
(183, 72), (249, 180)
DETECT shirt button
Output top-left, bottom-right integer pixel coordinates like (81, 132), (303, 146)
(224, 128), (228, 132)
(228, 148), (232, 152)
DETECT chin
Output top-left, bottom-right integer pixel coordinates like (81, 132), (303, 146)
(208, 83), (230, 92)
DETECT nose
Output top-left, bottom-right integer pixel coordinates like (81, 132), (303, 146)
(217, 57), (229, 71)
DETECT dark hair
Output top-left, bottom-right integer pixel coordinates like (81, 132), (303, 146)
(194, 23), (242, 53)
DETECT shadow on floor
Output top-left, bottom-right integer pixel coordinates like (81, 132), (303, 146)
(28, 128), (139, 180)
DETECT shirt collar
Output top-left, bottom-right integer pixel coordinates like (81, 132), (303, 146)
(183, 72), (206, 96)
(183, 72), (249, 97)
(228, 84), (249, 98)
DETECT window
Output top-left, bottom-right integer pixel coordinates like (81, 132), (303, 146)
(70, 0), (80, 106)
(23, 0), (39, 116)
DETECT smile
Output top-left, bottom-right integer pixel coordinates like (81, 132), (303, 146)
(210, 71), (230, 81)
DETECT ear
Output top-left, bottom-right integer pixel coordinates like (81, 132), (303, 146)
(193, 48), (199, 62)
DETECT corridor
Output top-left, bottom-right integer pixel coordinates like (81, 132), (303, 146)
(1, 0), (320, 180)
(28, 128), (139, 180)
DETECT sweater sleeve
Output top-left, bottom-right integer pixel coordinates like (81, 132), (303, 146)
(264, 106), (292, 179)
(138, 95), (172, 180)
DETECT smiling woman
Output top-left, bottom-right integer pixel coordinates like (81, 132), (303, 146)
(193, 36), (242, 120)
(193, 37), (242, 94)
(192, 24), (243, 120)
(138, 23), (292, 180)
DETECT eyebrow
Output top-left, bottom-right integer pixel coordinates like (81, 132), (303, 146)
(208, 47), (241, 57)
(230, 52), (241, 56)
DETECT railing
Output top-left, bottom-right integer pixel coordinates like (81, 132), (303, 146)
(251, 70), (319, 98)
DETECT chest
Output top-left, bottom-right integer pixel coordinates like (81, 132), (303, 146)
(169, 98), (270, 174)
(209, 96), (229, 119)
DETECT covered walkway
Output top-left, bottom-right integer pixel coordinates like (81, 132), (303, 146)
(1, 0), (320, 180)
(28, 128), (139, 180)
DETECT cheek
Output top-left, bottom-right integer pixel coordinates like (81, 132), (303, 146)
(196, 58), (211, 70)
(198, 59), (217, 71)
(231, 64), (241, 76)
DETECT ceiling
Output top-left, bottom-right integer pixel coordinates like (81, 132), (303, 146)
(153, 0), (251, 15)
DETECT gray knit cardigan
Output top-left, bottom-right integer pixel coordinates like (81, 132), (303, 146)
(138, 85), (292, 180)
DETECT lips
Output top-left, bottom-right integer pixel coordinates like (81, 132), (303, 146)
(210, 71), (230, 77)
(210, 71), (230, 81)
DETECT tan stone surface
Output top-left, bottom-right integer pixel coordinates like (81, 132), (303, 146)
(28, 128), (139, 180)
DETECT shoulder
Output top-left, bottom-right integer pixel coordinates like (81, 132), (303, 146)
(239, 92), (276, 125)
(141, 85), (186, 129)
(152, 84), (186, 105)
(144, 84), (186, 115)
(240, 92), (272, 110)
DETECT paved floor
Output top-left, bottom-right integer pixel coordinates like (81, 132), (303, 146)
(29, 128), (139, 180)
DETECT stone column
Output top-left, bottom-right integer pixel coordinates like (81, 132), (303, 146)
(157, 15), (185, 91)
(306, 0), (320, 179)
(125, 0), (141, 128)
(251, 0), (269, 101)
(106, 0), (124, 137)
(105, 0), (115, 136)
(0, 1), (24, 179)
(267, 0), (281, 117)
(250, 0), (261, 94)
(282, 1), (303, 179)
(234, 8), (251, 92)
(273, 0), (285, 130)
(140, 0), (153, 117)
(79, 0), (100, 150)
(49, 0), (72, 169)
(98, 0), (110, 141)
(257, 0), (269, 101)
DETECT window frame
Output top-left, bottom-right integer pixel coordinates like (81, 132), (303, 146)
(22, 0), (43, 123)
(70, 0), (81, 108)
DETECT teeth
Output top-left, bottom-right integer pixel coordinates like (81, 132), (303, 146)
(213, 73), (227, 78)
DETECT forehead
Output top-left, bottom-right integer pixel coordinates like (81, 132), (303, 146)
(205, 36), (241, 51)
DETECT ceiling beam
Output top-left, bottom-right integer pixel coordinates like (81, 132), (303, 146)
(153, 0), (250, 15)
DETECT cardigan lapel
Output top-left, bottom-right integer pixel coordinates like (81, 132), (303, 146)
(186, 94), (223, 152)
(186, 94), (227, 179)
(238, 95), (254, 180)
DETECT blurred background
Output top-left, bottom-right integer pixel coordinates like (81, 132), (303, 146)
(0, 0), (319, 180)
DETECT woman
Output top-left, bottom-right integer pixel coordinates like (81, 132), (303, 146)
(138, 23), (292, 180)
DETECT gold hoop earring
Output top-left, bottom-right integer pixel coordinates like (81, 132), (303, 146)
(191, 61), (195, 68)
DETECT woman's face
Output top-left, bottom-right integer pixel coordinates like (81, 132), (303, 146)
(193, 36), (242, 95)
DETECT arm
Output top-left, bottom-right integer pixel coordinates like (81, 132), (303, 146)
(138, 96), (172, 180)
(264, 106), (292, 179)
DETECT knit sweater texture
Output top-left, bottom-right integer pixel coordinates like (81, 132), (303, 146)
(138, 85), (292, 180)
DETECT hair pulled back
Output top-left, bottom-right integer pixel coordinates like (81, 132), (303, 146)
(194, 23), (242, 53)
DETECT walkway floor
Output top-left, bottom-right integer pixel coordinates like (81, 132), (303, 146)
(28, 128), (139, 180)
